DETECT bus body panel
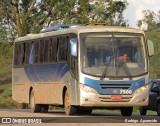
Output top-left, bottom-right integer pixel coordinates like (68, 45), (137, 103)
(78, 73), (149, 107)
(79, 88), (149, 107)
(12, 63), (70, 105)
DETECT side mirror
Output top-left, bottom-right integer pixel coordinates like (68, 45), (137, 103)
(147, 40), (154, 57)
(70, 38), (78, 57)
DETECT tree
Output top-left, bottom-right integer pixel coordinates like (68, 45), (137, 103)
(0, 0), (54, 38)
(137, 10), (157, 30)
(156, 10), (160, 28)
(0, 0), (128, 40)
(90, 0), (128, 26)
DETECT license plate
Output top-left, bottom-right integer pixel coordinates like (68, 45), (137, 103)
(111, 95), (122, 100)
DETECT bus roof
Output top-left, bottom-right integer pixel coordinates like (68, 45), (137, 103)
(15, 25), (145, 42)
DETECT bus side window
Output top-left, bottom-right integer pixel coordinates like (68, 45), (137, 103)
(66, 36), (69, 61)
(14, 44), (21, 66)
(22, 43), (26, 65)
(44, 39), (49, 63)
(56, 37), (60, 61)
(29, 42), (35, 64)
(40, 40), (45, 63)
(24, 42), (31, 64)
(59, 36), (68, 61)
(34, 41), (39, 63)
(49, 37), (57, 62)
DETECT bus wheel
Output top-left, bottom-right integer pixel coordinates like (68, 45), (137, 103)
(64, 90), (77, 115)
(157, 103), (160, 116)
(41, 105), (49, 113)
(140, 107), (147, 115)
(30, 90), (41, 113)
(121, 107), (133, 116)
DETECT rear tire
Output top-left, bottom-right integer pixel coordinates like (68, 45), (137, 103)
(41, 105), (49, 113)
(30, 90), (41, 113)
(157, 103), (160, 116)
(64, 90), (77, 115)
(121, 107), (133, 116)
(140, 107), (147, 115)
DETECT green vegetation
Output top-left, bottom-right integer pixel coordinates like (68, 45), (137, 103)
(0, 83), (18, 108)
(0, 41), (17, 108)
(0, 40), (13, 83)
(146, 28), (160, 78)
(0, 0), (127, 38)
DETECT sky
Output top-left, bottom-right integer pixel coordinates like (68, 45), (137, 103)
(124, 0), (160, 28)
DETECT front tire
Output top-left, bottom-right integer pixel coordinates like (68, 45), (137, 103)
(64, 90), (77, 115)
(140, 107), (147, 115)
(30, 90), (41, 113)
(121, 107), (133, 116)
(157, 103), (160, 116)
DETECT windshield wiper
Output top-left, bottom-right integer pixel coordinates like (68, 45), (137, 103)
(116, 60), (132, 80)
(100, 63), (110, 80)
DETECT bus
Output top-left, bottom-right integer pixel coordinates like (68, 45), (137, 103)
(12, 24), (154, 116)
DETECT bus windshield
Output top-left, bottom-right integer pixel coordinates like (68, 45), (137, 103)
(80, 33), (147, 78)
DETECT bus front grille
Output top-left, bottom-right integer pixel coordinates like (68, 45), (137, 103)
(100, 84), (131, 90)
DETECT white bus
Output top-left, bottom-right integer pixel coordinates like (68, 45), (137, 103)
(12, 24), (154, 116)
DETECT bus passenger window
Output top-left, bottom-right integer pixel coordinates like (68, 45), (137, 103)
(29, 42), (35, 64)
(24, 42), (31, 64)
(22, 43), (26, 65)
(34, 42), (39, 63)
(40, 40), (45, 63)
(44, 39), (49, 62)
(49, 38), (57, 62)
(58, 37), (68, 61)
(14, 44), (21, 66)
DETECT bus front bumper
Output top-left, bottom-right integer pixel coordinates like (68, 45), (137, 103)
(79, 88), (149, 107)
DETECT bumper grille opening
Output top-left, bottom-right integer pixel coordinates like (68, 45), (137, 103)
(100, 84), (131, 90)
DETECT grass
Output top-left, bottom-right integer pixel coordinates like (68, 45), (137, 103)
(0, 83), (18, 108)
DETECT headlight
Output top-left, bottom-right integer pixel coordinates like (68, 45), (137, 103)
(135, 84), (149, 94)
(80, 84), (97, 93)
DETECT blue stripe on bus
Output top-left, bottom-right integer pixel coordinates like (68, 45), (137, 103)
(24, 63), (69, 82)
(84, 77), (145, 95)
